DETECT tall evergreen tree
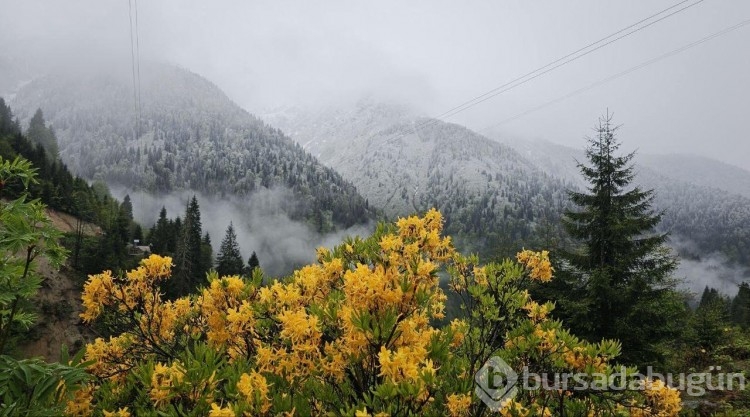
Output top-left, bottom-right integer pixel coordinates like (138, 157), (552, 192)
(170, 217), (182, 254)
(170, 196), (205, 298)
(246, 251), (260, 276)
(121, 195), (134, 221)
(730, 282), (750, 327)
(149, 207), (171, 254)
(201, 232), (214, 279)
(216, 222), (244, 277)
(26, 108), (59, 159)
(558, 113), (684, 367)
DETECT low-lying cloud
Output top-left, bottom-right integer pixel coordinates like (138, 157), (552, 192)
(110, 185), (374, 277)
(669, 237), (749, 298)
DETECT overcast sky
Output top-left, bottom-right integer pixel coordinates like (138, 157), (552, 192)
(1, 0), (749, 170)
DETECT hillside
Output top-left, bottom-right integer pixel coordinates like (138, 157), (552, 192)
(21, 208), (102, 362)
(10, 63), (373, 229)
(493, 136), (750, 292)
(266, 101), (750, 292)
(264, 100), (574, 256)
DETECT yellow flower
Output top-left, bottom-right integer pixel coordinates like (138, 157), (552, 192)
(141, 254), (173, 280)
(449, 319), (468, 347)
(208, 403), (235, 417)
(316, 246), (331, 262)
(631, 379), (682, 417)
(278, 308), (320, 345)
(379, 234), (403, 252)
(103, 408), (131, 417)
(149, 361), (184, 407)
(237, 371), (271, 413)
(522, 301), (551, 323)
(355, 408), (371, 417)
(65, 384), (94, 417)
(446, 393), (472, 417)
(80, 271), (115, 322)
(516, 250), (554, 282)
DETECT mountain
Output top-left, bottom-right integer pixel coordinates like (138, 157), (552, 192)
(265, 101), (749, 292)
(493, 136), (750, 292)
(264, 100), (574, 256)
(639, 153), (750, 200)
(10, 63), (373, 229)
(502, 136), (750, 200)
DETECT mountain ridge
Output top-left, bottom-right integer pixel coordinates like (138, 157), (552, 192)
(10, 62), (375, 229)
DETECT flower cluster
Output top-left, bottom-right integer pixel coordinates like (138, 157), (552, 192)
(631, 379), (682, 416)
(516, 249), (553, 282)
(69, 210), (682, 416)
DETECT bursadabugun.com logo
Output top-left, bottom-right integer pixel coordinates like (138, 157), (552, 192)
(475, 356), (746, 409)
(474, 356), (519, 411)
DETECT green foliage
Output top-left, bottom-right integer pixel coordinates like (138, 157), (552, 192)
(25, 109), (59, 160)
(0, 156), (68, 354)
(0, 100), (98, 222)
(216, 222), (244, 277)
(147, 207), (173, 255)
(730, 283), (750, 328)
(555, 113), (686, 367)
(0, 347), (89, 416)
(169, 196), (211, 298)
(245, 251), (260, 276)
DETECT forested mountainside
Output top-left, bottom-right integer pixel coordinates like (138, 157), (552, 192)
(10, 63), (373, 228)
(265, 101), (750, 273)
(640, 153), (750, 199)
(502, 137), (750, 199)
(496, 137), (750, 268)
(264, 101), (574, 256)
(0, 98), (124, 229)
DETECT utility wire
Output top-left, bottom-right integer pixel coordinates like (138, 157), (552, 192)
(127, 0), (139, 137)
(385, 0), (705, 143)
(134, 0), (142, 136)
(480, 17), (750, 131)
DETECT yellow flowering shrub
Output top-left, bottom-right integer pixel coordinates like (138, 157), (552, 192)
(70, 210), (682, 416)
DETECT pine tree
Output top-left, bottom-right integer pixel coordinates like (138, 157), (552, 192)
(216, 222), (244, 277)
(26, 109), (59, 159)
(201, 232), (214, 279)
(559, 113), (684, 366)
(149, 207), (171, 254)
(170, 196), (205, 298)
(247, 251), (260, 275)
(730, 282), (750, 327)
(690, 286), (730, 351)
(121, 195), (134, 221)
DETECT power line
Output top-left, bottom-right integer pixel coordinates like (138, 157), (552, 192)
(480, 17), (750, 131)
(385, 0), (706, 143)
(134, 0), (142, 136)
(127, 0), (139, 137)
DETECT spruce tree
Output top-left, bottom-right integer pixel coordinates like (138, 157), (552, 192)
(730, 282), (750, 327)
(201, 232), (214, 278)
(26, 109), (59, 159)
(559, 113), (684, 366)
(247, 251), (260, 275)
(170, 196), (205, 298)
(149, 207), (171, 254)
(216, 222), (244, 277)
(690, 286), (730, 351)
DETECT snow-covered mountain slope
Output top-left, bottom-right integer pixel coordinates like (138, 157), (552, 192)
(266, 101), (749, 292)
(264, 100), (574, 255)
(10, 63), (373, 228)
(492, 136), (750, 274)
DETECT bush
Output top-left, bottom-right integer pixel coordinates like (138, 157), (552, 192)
(73, 210), (683, 416)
